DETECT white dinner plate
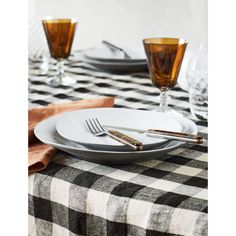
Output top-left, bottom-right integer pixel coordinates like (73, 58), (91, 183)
(56, 108), (182, 151)
(34, 110), (198, 164)
(84, 47), (146, 63)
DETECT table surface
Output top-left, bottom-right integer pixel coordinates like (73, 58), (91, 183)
(28, 53), (208, 236)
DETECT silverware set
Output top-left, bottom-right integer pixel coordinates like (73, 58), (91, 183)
(105, 125), (203, 144)
(85, 118), (203, 151)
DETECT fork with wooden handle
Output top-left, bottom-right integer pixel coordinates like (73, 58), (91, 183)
(85, 118), (144, 151)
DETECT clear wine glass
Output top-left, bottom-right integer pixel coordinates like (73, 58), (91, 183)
(28, 17), (50, 75)
(187, 46), (208, 120)
(42, 18), (78, 86)
(143, 38), (188, 114)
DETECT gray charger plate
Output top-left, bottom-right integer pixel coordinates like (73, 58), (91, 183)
(83, 58), (148, 73)
(34, 113), (197, 164)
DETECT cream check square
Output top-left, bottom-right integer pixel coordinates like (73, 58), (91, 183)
(69, 160), (99, 171)
(86, 189), (110, 219)
(200, 127), (208, 133)
(168, 148), (185, 156)
(28, 174), (35, 195)
(69, 184), (88, 213)
(148, 179), (181, 192)
(168, 208), (202, 235)
(52, 223), (69, 236)
(50, 178), (70, 206)
(194, 189), (208, 200)
(138, 159), (162, 168)
(173, 166), (202, 177)
(107, 170), (138, 182)
(28, 215), (37, 236)
(127, 199), (154, 229)
(106, 195), (128, 222)
(196, 153), (208, 162)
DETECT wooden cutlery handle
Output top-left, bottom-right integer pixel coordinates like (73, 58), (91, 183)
(108, 130), (143, 151)
(147, 129), (203, 144)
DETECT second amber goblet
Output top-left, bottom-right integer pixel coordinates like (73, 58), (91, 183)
(143, 38), (187, 113)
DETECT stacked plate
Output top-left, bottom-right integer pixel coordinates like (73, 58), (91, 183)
(82, 46), (148, 73)
(34, 108), (198, 164)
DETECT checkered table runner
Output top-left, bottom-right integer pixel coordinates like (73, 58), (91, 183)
(28, 53), (208, 236)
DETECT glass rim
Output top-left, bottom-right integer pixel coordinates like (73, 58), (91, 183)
(42, 17), (79, 23)
(143, 37), (188, 45)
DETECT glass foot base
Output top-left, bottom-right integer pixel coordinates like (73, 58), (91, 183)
(156, 106), (184, 117)
(155, 93), (183, 117)
(46, 76), (77, 87)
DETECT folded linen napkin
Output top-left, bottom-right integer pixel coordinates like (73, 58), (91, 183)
(28, 97), (115, 173)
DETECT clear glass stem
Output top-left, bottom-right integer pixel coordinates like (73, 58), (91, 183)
(45, 58), (76, 86)
(159, 88), (170, 112)
(57, 59), (65, 82)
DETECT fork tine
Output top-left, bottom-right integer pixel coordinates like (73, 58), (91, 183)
(95, 118), (106, 132)
(89, 118), (100, 133)
(85, 119), (95, 134)
(92, 118), (102, 133)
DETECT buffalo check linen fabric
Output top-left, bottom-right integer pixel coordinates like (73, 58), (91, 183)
(28, 52), (208, 236)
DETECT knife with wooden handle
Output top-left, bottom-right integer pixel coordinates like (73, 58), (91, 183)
(105, 125), (203, 145)
(147, 129), (203, 144)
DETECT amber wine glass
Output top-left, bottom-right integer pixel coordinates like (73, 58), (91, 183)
(42, 18), (78, 86)
(143, 38), (187, 113)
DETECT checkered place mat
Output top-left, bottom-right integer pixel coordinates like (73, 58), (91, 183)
(28, 53), (208, 236)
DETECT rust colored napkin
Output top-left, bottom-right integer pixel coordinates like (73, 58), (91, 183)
(28, 97), (115, 173)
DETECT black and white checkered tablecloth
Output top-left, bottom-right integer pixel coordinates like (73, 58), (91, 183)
(28, 53), (208, 236)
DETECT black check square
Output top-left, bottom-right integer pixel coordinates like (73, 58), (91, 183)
(146, 229), (182, 236)
(141, 168), (169, 179)
(163, 172), (192, 184)
(31, 99), (50, 106)
(146, 229), (179, 236)
(179, 197), (208, 212)
(118, 164), (148, 174)
(40, 162), (65, 177)
(133, 187), (166, 203)
(68, 208), (86, 235)
(203, 206), (208, 213)
(86, 214), (107, 236)
(33, 196), (52, 222)
(111, 181), (143, 198)
(184, 176), (208, 188)
(72, 171), (103, 188)
(107, 220), (127, 235)
(155, 192), (189, 207)
(53, 93), (74, 100)
(166, 156), (192, 165)
(51, 202), (68, 229)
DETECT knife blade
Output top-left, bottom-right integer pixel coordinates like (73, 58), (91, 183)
(104, 125), (203, 144)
